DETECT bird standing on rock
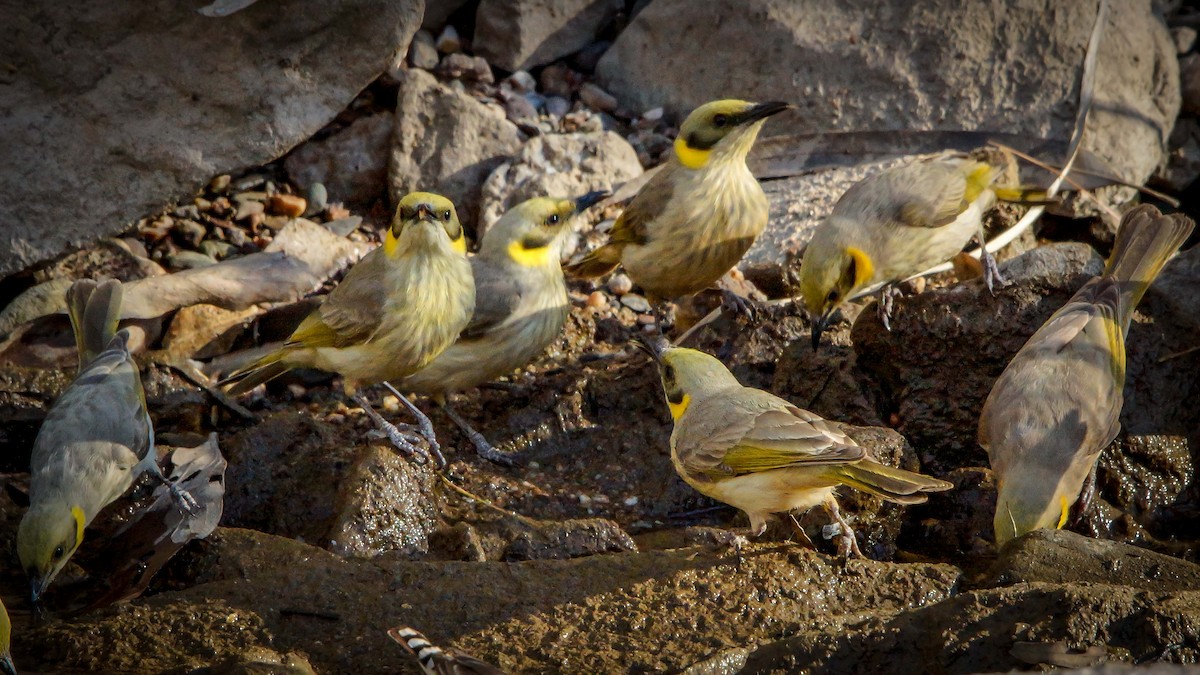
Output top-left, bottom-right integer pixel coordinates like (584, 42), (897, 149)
(641, 340), (953, 557)
(221, 192), (475, 465)
(18, 279), (198, 605)
(567, 99), (790, 315)
(395, 192), (607, 464)
(798, 153), (1045, 348)
(980, 204), (1194, 547)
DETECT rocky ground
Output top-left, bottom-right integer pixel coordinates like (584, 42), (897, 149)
(2, 1), (1200, 673)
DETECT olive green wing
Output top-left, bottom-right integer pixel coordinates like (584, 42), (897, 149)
(288, 249), (390, 349)
(608, 163), (677, 246)
(460, 257), (521, 340)
(674, 389), (865, 480)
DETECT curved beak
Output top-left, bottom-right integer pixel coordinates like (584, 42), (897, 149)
(572, 190), (609, 214)
(30, 575), (46, 605)
(741, 101), (792, 125)
(632, 334), (668, 363)
(0, 652), (14, 675)
(810, 312), (829, 352)
(414, 203), (437, 222)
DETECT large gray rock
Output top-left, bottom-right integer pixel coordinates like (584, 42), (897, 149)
(474, 0), (623, 72)
(284, 113), (394, 206)
(991, 529), (1200, 591)
(0, 0), (423, 279)
(389, 68), (524, 233)
(476, 130), (642, 235)
(597, 0), (1178, 184)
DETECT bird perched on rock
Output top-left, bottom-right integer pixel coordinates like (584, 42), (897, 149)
(395, 192), (607, 464)
(641, 340), (952, 557)
(389, 626), (505, 675)
(798, 153), (1045, 348)
(567, 99), (790, 313)
(980, 204), (1194, 547)
(18, 279), (198, 604)
(222, 192), (475, 464)
(0, 597), (15, 675)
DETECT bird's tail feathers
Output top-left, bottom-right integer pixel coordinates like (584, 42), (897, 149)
(830, 462), (953, 505)
(220, 351), (290, 396)
(565, 243), (623, 279)
(1105, 204), (1194, 326)
(67, 278), (124, 368)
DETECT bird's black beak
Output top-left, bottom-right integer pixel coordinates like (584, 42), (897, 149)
(30, 576), (46, 605)
(573, 190), (609, 214)
(740, 101), (792, 125)
(415, 203), (436, 222)
(632, 334), (668, 363)
(810, 313), (829, 352)
(0, 653), (15, 675)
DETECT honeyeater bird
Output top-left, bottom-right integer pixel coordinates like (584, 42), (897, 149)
(567, 99), (790, 308)
(395, 192), (607, 463)
(979, 204), (1194, 547)
(641, 340), (953, 557)
(222, 192), (475, 463)
(389, 626), (505, 675)
(798, 153), (1043, 349)
(17, 279), (197, 604)
(0, 597), (14, 675)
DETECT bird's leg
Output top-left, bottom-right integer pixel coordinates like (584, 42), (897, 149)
(822, 496), (862, 558)
(382, 382), (448, 468)
(435, 396), (518, 467)
(147, 457), (201, 515)
(1071, 464), (1099, 525)
(786, 513), (816, 550)
(976, 230), (1007, 294)
(353, 392), (431, 465)
(720, 288), (758, 323)
(877, 284), (902, 331)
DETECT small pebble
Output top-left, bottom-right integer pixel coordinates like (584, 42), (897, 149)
(326, 203), (351, 220)
(623, 496), (639, 507)
(194, 197), (212, 211)
(200, 239), (237, 259)
(210, 196), (233, 216)
(381, 395), (400, 414)
(505, 70), (537, 93)
(636, 313), (656, 325)
(539, 63), (578, 97)
(545, 95), (570, 118)
(267, 194), (306, 218)
(585, 290), (608, 309)
(408, 30), (439, 70)
(435, 25), (462, 54)
(323, 216), (362, 237)
(235, 199), (265, 221)
(209, 174), (231, 192)
(173, 204), (201, 220)
(175, 219), (207, 247)
(471, 56), (494, 84)
(287, 383), (307, 399)
(168, 250), (218, 270)
(305, 183), (328, 216)
(642, 107), (664, 123)
(325, 413), (346, 425)
(503, 94), (539, 123)
(437, 52), (474, 80)
(579, 82), (618, 112)
(607, 273), (633, 295)
(233, 191), (267, 203)
(231, 174), (267, 191)
(1173, 26), (1197, 55)
(620, 293), (651, 313)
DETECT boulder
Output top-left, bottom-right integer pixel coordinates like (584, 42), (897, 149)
(597, 0), (1178, 184)
(0, 0), (422, 279)
(991, 529), (1200, 591)
(476, 131), (641, 235)
(283, 113), (394, 207)
(474, 0), (623, 72)
(389, 68), (524, 233)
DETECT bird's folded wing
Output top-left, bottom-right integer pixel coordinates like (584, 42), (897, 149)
(460, 260), (522, 340)
(609, 166), (676, 246)
(288, 252), (389, 349)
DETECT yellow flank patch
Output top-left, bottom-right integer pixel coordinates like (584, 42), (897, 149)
(673, 137), (711, 169)
(383, 228), (400, 257)
(846, 246), (875, 289)
(452, 234), (467, 255)
(507, 239), (554, 267)
(71, 505), (86, 548)
(668, 393), (691, 420)
(963, 162), (994, 204)
(1056, 494), (1070, 529)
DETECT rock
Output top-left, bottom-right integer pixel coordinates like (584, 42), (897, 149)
(389, 68), (524, 230)
(579, 82), (618, 112)
(739, 582), (1200, 673)
(168, 250), (219, 270)
(619, 293), (651, 313)
(422, 0), (472, 31)
(267, 194), (307, 218)
(545, 95), (572, 118)
(435, 24), (463, 53)
(304, 182), (328, 216)
(322, 216), (363, 237)
(1158, 118), (1200, 193)
(284, 113), (393, 206)
(607, 273), (633, 295)
(540, 62), (582, 98)
(0, 0), (422, 279)
(476, 131), (640, 234)
(503, 517), (637, 560)
(1181, 53), (1200, 115)
(436, 53), (495, 84)
(473, 0), (624, 72)
(504, 70), (538, 94)
(327, 446), (441, 558)
(571, 40), (611, 73)
(990, 529), (1200, 591)
(597, 0), (1179, 185)
(1173, 26), (1197, 54)
(407, 29), (440, 70)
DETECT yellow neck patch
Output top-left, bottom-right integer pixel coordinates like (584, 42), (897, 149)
(963, 162), (995, 204)
(383, 228), (400, 257)
(846, 246), (876, 289)
(1056, 494), (1070, 529)
(674, 137), (711, 169)
(668, 393), (691, 420)
(507, 239), (553, 267)
(452, 234), (467, 255)
(71, 505), (86, 548)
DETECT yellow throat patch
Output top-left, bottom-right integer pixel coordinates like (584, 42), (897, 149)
(507, 239), (554, 267)
(673, 137), (711, 169)
(71, 505), (86, 548)
(452, 234), (467, 255)
(846, 246), (876, 289)
(668, 393), (691, 420)
(383, 228), (400, 257)
(1056, 494), (1070, 529)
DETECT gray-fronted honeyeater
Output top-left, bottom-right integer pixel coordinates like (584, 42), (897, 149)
(979, 204), (1194, 547)
(641, 341), (953, 557)
(18, 279), (198, 604)
(389, 626), (505, 675)
(799, 153), (1044, 348)
(395, 192), (607, 463)
(0, 597), (14, 675)
(222, 192), (475, 463)
(567, 99), (790, 310)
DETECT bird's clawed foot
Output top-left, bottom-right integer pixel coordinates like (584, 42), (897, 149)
(823, 498), (863, 558)
(437, 399), (520, 467)
(720, 289), (758, 323)
(356, 390), (446, 468)
(977, 235), (1008, 295)
(878, 284), (902, 331)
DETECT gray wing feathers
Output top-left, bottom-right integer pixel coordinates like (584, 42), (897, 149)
(461, 259), (521, 340)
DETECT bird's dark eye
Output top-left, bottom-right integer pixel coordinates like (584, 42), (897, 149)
(546, 214), (560, 226)
(53, 545), (64, 560)
(442, 210), (452, 221)
(826, 290), (839, 303)
(713, 114), (728, 127)
(663, 364), (675, 381)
